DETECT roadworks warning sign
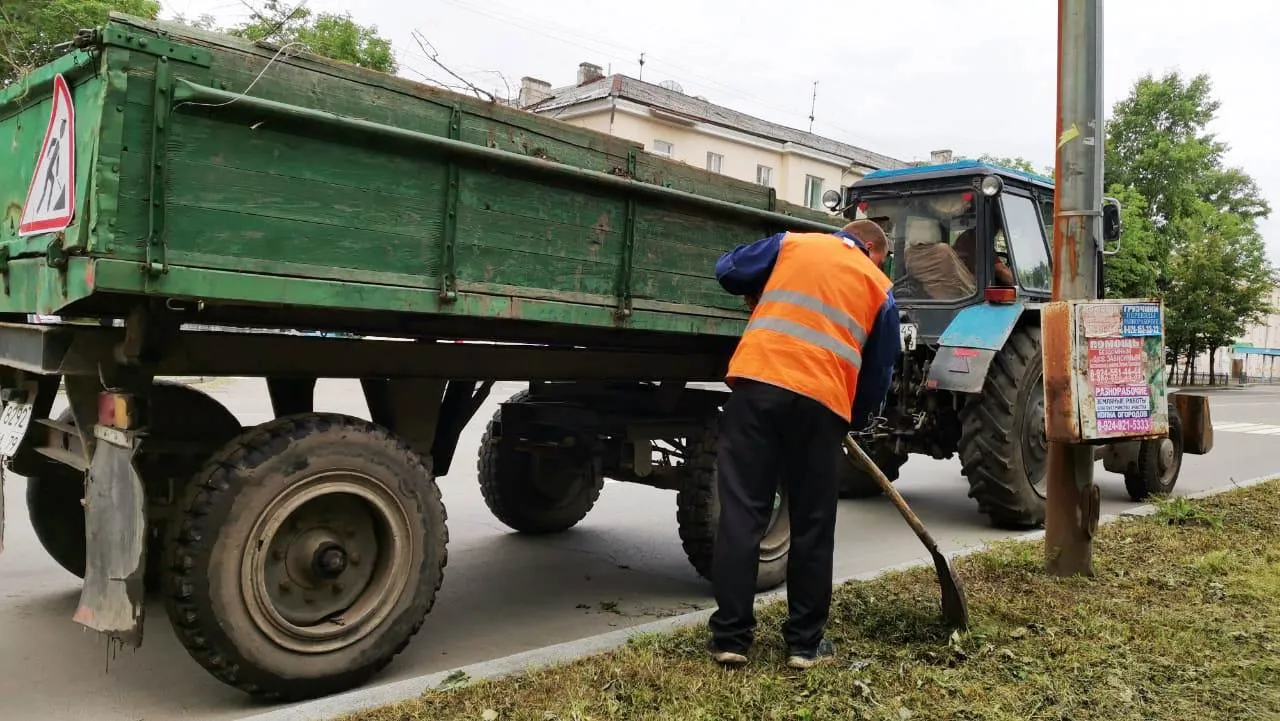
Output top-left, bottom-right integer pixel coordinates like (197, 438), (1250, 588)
(18, 74), (76, 236)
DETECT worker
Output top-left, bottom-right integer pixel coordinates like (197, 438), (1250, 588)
(707, 224), (900, 670)
(843, 218), (893, 269)
(742, 220), (892, 308)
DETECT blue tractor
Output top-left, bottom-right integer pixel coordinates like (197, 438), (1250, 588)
(826, 160), (1208, 528)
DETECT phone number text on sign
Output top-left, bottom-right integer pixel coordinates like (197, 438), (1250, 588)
(1097, 416), (1154, 434)
(1087, 337), (1145, 386)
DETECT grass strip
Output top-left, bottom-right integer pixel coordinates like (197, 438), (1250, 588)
(348, 481), (1280, 721)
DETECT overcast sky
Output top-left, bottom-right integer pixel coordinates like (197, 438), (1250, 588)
(162, 0), (1280, 260)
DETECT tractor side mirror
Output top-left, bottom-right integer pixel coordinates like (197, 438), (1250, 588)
(1101, 197), (1122, 255)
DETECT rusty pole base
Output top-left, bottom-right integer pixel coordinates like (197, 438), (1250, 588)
(1044, 441), (1100, 577)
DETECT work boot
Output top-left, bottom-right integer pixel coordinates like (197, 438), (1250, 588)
(707, 640), (748, 667)
(787, 637), (835, 670)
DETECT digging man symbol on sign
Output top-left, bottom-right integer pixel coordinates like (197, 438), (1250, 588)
(18, 73), (76, 237)
(35, 119), (69, 215)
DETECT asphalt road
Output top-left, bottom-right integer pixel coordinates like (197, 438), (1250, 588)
(1, 379), (1276, 721)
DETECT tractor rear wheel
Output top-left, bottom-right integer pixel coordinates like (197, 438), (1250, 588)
(957, 324), (1048, 529)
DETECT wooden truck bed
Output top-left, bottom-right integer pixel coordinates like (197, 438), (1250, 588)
(0, 14), (839, 351)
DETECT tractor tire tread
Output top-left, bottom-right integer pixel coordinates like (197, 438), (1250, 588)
(958, 324), (1046, 529)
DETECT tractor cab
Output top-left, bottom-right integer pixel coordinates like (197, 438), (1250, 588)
(827, 160), (1118, 343)
(821, 160), (1176, 530)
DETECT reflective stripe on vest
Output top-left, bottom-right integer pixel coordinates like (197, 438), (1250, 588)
(753, 288), (870, 348)
(744, 313), (863, 369)
(726, 232), (891, 421)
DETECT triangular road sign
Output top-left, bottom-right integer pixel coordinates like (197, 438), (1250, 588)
(18, 73), (76, 237)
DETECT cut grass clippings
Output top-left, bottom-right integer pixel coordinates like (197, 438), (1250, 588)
(347, 480), (1280, 721)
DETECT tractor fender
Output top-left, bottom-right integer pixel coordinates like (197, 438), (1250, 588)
(926, 301), (1037, 394)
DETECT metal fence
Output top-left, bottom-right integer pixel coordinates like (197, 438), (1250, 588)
(1174, 372), (1280, 387)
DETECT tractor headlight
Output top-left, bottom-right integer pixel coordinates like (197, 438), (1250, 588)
(980, 175), (1003, 197)
(821, 189), (843, 211)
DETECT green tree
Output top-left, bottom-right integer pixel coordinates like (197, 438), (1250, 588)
(1163, 202), (1275, 384)
(1101, 184), (1161, 299)
(170, 13), (219, 31)
(1105, 71), (1275, 380)
(1104, 72), (1272, 262)
(229, 0), (396, 74)
(977, 154), (1054, 178)
(0, 0), (159, 84)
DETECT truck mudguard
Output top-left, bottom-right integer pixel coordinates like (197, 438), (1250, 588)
(926, 302), (1030, 394)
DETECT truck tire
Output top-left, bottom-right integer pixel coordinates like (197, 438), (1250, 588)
(24, 382), (241, 584)
(24, 427), (86, 578)
(164, 413), (447, 701)
(477, 391), (605, 534)
(676, 416), (790, 591)
(958, 324), (1048, 529)
(838, 439), (907, 499)
(1124, 401), (1184, 501)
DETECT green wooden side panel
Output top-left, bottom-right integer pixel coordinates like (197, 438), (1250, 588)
(0, 13), (847, 341)
(0, 50), (105, 256)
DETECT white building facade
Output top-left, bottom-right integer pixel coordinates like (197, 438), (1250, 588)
(517, 63), (909, 210)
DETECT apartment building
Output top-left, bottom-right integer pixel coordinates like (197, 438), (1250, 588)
(517, 63), (909, 210)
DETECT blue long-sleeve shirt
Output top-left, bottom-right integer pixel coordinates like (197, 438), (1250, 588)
(715, 231), (900, 428)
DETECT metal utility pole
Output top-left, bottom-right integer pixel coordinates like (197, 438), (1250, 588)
(1045, 0), (1104, 577)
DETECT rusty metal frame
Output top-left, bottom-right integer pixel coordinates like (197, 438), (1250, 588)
(0, 322), (729, 381)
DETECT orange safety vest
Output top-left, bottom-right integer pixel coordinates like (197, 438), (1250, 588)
(726, 232), (893, 422)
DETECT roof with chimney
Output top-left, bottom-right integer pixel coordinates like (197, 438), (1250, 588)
(521, 73), (908, 172)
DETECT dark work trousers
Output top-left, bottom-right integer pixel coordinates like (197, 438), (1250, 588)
(708, 378), (848, 654)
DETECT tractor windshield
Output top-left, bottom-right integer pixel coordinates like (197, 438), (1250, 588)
(997, 194), (1052, 292)
(856, 191), (979, 302)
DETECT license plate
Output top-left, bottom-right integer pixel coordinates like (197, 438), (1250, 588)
(0, 401), (34, 458)
(899, 323), (918, 352)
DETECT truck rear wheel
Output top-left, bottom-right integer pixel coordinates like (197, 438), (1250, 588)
(24, 381), (241, 583)
(164, 413), (447, 701)
(477, 391), (605, 534)
(1124, 401), (1184, 501)
(676, 416), (790, 591)
(24, 435), (86, 579)
(958, 324), (1048, 529)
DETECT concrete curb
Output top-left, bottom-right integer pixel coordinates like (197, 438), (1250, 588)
(236, 472), (1279, 721)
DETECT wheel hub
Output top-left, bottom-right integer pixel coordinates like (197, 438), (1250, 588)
(1157, 438), (1176, 473)
(530, 453), (588, 504)
(245, 473), (414, 654)
(313, 542), (349, 578)
(1024, 381), (1050, 498)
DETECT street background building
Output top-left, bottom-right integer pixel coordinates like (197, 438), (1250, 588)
(516, 63), (912, 209)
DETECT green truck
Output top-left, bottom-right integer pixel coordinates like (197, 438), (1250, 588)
(0, 14), (842, 700)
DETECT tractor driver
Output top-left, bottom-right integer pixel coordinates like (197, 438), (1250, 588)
(903, 217), (976, 300)
(954, 229), (1016, 286)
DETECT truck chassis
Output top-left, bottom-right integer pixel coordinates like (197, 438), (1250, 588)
(0, 314), (788, 700)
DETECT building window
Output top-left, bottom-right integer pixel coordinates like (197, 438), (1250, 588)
(653, 139), (673, 157)
(757, 165), (773, 186)
(706, 152), (724, 174)
(804, 175), (824, 209)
